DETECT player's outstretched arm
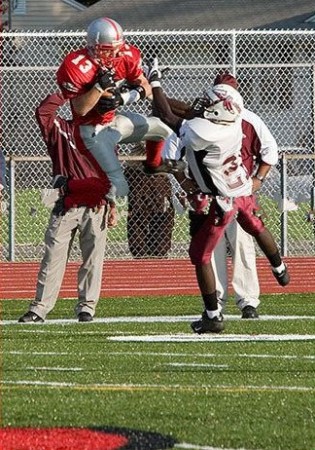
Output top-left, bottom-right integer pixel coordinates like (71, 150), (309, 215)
(147, 58), (183, 135)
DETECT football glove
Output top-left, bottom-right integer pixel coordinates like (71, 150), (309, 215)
(144, 57), (165, 86)
(95, 68), (116, 92)
(95, 90), (124, 114)
(52, 175), (68, 196)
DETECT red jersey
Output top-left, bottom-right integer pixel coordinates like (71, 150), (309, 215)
(56, 44), (143, 126)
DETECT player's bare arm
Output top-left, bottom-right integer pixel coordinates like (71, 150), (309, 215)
(71, 86), (114, 116)
(72, 70), (116, 116)
(252, 162), (271, 192)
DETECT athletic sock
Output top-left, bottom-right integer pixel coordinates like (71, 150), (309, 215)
(202, 292), (218, 312)
(206, 309), (221, 319)
(272, 262), (285, 274)
(145, 140), (164, 168)
(267, 251), (282, 269)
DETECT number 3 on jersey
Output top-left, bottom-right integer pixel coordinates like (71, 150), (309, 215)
(71, 54), (93, 74)
(223, 154), (248, 190)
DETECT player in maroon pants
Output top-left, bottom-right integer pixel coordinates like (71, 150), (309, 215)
(147, 59), (290, 333)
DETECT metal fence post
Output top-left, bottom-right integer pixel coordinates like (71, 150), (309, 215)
(280, 152), (288, 257)
(231, 30), (236, 75)
(8, 156), (15, 261)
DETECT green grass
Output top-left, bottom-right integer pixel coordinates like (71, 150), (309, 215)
(1, 294), (315, 449)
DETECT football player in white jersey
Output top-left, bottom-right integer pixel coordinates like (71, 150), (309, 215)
(161, 77), (279, 319)
(147, 59), (290, 333)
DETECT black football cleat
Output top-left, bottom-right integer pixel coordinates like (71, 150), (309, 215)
(78, 312), (93, 322)
(191, 311), (224, 334)
(241, 305), (259, 319)
(18, 311), (44, 323)
(272, 264), (290, 286)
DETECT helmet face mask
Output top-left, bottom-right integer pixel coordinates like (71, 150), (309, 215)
(86, 17), (124, 67)
(191, 96), (210, 117)
(93, 43), (122, 67)
(195, 84), (243, 124)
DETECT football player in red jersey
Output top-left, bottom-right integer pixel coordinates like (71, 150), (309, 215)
(57, 17), (172, 198)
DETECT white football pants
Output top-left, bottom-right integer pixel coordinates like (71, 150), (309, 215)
(212, 219), (260, 312)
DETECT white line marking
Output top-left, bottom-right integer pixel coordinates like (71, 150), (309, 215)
(7, 351), (315, 360)
(9, 351), (70, 355)
(2, 380), (314, 392)
(175, 443), (257, 450)
(166, 363), (229, 368)
(2, 314), (315, 326)
(108, 334), (315, 343)
(175, 443), (255, 450)
(106, 351), (315, 360)
(25, 367), (83, 371)
(5, 330), (132, 335)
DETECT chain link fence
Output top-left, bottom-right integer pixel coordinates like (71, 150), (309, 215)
(1, 29), (315, 261)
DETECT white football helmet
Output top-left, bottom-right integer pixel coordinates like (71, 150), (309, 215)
(201, 84), (244, 124)
(86, 17), (124, 67)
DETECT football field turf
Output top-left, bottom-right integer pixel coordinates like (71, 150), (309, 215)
(1, 293), (315, 450)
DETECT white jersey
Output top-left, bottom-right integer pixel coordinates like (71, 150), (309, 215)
(162, 133), (182, 160)
(179, 117), (252, 197)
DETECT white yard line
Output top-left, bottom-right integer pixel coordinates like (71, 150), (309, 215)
(108, 334), (315, 342)
(6, 329), (315, 342)
(7, 350), (315, 360)
(9, 351), (70, 355)
(2, 379), (315, 392)
(175, 443), (258, 450)
(175, 443), (256, 450)
(165, 363), (229, 368)
(107, 351), (315, 360)
(25, 366), (83, 371)
(1, 314), (315, 326)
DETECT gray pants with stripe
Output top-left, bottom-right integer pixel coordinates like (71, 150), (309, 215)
(79, 111), (173, 198)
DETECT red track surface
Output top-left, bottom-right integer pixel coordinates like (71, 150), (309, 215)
(0, 257), (314, 299)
